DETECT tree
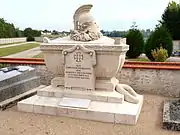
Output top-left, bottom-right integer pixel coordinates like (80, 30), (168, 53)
(15, 28), (23, 37)
(100, 30), (105, 35)
(0, 18), (18, 38)
(161, 1), (180, 40)
(145, 25), (173, 61)
(24, 27), (33, 37)
(131, 21), (138, 29)
(52, 30), (59, 35)
(32, 30), (41, 37)
(126, 28), (144, 58)
(24, 27), (41, 37)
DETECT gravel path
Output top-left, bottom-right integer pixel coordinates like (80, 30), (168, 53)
(4, 47), (41, 58)
(0, 94), (179, 135)
(167, 57), (180, 62)
(0, 42), (36, 49)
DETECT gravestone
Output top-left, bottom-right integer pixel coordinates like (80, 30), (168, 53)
(163, 100), (180, 131)
(63, 45), (96, 91)
(0, 66), (40, 102)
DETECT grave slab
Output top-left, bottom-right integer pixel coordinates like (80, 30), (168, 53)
(0, 66), (40, 103)
(163, 100), (180, 131)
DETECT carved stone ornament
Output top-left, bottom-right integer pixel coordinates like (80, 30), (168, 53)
(62, 44), (96, 66)
(70, 4), (102, 42)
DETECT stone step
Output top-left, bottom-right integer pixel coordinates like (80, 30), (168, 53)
(0, 76), (40, 102)
(18, 95), (143, 125)
(0, 66), (36, 88)
(0, 85), (46, 110)
(37, 86), (124, 103)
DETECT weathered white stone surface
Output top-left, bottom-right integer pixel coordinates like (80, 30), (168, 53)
(63, 45), (96, 90)
(70, 4), (102, 42)
(59, 97), (91, 109)
(40, 39), (128, 82)
(18, 94), (143, 125)
(37, 85), (124, 103)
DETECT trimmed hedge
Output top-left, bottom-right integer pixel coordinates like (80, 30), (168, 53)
(145, 25), (173, 61)
(126, 29), (144, 58)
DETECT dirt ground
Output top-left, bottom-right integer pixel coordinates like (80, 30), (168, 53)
(0, 94), (179, 135)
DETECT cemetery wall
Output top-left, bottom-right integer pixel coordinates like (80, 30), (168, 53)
(1, 58), (180, 97)
(0, 37), (26, 44)
(26, 64), (180, 97)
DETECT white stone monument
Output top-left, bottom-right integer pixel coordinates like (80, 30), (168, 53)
(18, 4), (143, 125)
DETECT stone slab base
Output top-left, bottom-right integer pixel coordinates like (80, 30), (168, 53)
(18, 92), (143, 125)
(163, 100), (180, 131)
(37, 86), (124, 103)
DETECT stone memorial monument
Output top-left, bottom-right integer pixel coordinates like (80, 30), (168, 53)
(18, 4), (143, 125)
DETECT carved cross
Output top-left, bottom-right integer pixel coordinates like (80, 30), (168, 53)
(74, 52), (83, 62)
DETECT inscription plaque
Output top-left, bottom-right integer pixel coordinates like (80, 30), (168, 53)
(63, 45), (96, 90)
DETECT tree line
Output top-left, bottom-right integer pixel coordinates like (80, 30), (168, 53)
(0, 18), (41, 38)
(0, 18), (22, 38)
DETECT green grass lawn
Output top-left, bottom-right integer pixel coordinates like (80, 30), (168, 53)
(33, 52), (44, 58)
(0, 42), (26, 46)
(0, 43), (39, 57)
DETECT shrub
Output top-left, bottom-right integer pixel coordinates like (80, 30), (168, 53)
(151, 46), (168, 62)
(126, 29), (144, 58)
(27, 36), (35, 42)
(145, 25), (173, 61)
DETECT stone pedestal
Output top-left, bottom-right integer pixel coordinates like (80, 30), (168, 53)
(18, 85), (143, 125)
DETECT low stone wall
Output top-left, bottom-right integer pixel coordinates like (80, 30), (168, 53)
(2, 62), (180, 98)
(20, 64), (179, 98)
(0, 38), (26, 44)
(117, 68), (180, 97)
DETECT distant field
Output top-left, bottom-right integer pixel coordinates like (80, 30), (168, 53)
(0, 43), (39, 57)
(33, 52), (44, 58)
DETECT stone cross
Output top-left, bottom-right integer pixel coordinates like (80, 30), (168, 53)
(74, 52), (83, 62)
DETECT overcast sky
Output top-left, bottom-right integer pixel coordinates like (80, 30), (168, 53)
(0, 0), (176, 31)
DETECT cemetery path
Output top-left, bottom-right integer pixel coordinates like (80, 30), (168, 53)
(0, 94), (179, 135)
(167, 57), (180, 62)
(3, 47), (41, 58)
(0, 42), (36, 49)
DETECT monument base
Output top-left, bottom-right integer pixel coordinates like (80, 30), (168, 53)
(51, 77), (114, 91)
(18, 86), (143, 125)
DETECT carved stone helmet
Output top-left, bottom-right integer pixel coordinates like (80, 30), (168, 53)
(73, 4), (95, 30)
